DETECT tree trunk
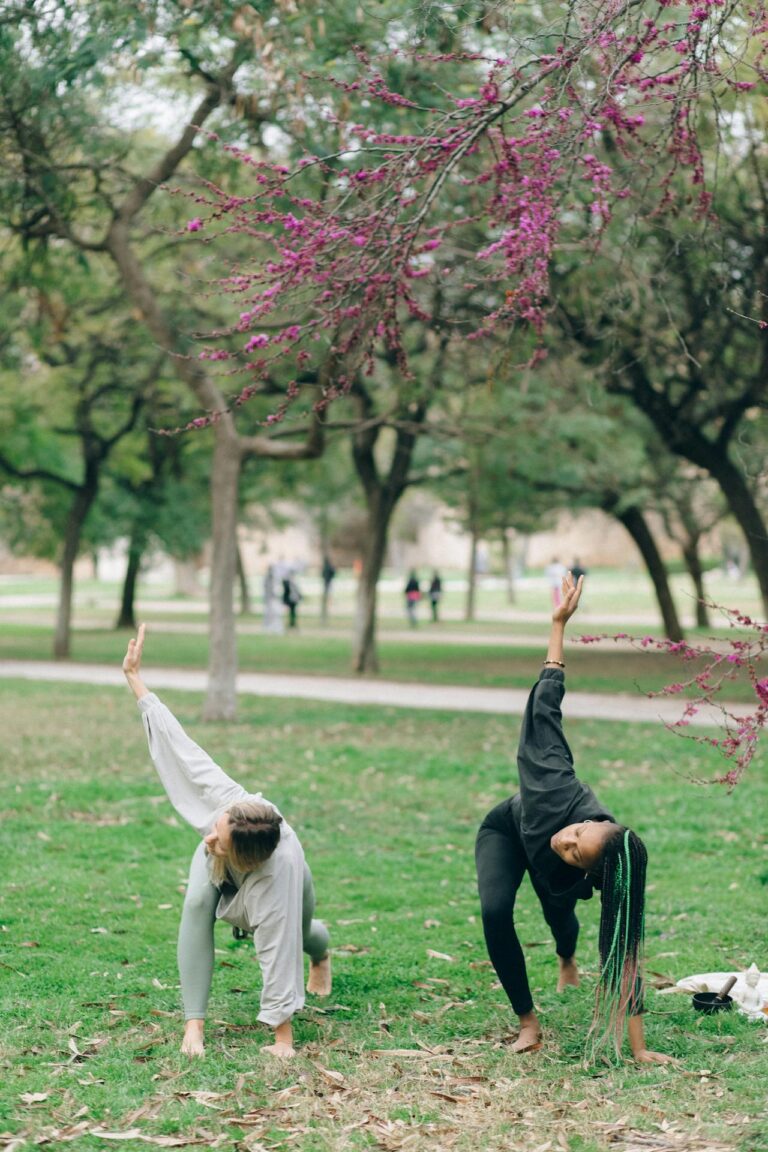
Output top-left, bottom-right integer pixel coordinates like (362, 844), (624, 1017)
(352, 496), (392, 673)
(203, 428), (242, 721)
(613, 504), (684, 641)
(54, 484), (97, 659)
(615, 359), (768, 616)
(701, 454), (768, 616)
(465, 530), (479, 622)
(236, 543), (251, 616)
(681, 538), (710, 629)
(115, 525), (146, 629)
(501, 529), (516, 604)
(319, 510), (330, 626)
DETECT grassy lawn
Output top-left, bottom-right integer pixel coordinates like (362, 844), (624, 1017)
(1, 681), (766, 1151)
(1, 619), (764, 706)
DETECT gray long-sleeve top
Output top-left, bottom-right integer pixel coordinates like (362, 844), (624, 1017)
(511, 668), (615, 901)
(138, 692), (307, 1026)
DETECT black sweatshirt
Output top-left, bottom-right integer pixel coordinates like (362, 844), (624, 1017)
(510, 668), (615, 903)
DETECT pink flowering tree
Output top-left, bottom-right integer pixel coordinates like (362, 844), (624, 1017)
(578, 607), (768, 787)
(178, 0), (765, 675)
(185, 1), (766, 425)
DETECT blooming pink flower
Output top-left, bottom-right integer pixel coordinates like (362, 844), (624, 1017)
(187, 218), (203, 232)
(244, 334), (270, 351)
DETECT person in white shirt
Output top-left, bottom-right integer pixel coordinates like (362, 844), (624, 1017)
(122, 624), (331, 1059)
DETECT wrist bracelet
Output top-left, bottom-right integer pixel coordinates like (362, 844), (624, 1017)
(543, 659), (565, 668)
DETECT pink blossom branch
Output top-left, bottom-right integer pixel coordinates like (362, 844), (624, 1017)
(578, 602), (768, 787)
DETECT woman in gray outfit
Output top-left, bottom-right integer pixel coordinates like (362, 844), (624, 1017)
(123, 625), (330, 1058)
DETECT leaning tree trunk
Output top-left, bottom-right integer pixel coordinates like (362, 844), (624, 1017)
(612, 503), (684, 641)
(465, 529), (479, 622)
(681, 537), (710, 629)
(352, 496), (394, 674)
(54, 483), (98, 659)
(203, 429), (242, 721)
(115, 524), (146, 630)
(701, 454), (768, 617)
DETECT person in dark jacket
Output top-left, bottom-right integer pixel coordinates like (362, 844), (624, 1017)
(475, 571), (672, 1064)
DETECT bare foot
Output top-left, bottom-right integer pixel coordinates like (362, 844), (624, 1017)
(510, 1012), (542, 1053)
(557, 956), (580, 991)
(181, 1019), (205, 1057)
(262, 1041), (296, 1059)
(307, 953), (332, 996)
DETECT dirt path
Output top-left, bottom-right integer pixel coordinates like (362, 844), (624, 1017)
(0, 658), (731, 727)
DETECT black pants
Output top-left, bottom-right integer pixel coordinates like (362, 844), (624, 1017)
(475, 799), (579, 1017)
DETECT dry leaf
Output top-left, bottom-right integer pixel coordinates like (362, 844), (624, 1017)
(426, 949), (455, 962)
(311, 1063), (346, 1087)
(19, 1091), (49, 1104)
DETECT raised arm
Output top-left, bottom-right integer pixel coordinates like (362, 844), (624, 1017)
(122, 625), (246, 834)
(543, 571), (584, 669)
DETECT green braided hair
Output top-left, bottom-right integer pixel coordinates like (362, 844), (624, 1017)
(587, 827), (648, 1062)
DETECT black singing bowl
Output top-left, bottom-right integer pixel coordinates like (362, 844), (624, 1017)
(692, 992), (734, 1014)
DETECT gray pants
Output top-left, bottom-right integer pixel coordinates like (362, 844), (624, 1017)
(178, 841), (329, 1019)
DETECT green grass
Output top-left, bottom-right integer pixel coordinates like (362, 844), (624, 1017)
(1, 681), (766, 1151)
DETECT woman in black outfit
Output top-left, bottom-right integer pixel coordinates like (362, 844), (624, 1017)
(475, 572), (672, 1063)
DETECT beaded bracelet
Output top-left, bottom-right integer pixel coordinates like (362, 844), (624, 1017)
(543, 659), (565, 668)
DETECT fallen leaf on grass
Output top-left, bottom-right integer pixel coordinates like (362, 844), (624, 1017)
(174, 1091), (231, 1110)
(19, 1092), (48, 1104)
(426, 949), (455, 962)
(89, 1130), (207, 1146)
(311, 1063), (347, 1088)
(333, 944), (370, 954)
(0, 1135), (28, 1152)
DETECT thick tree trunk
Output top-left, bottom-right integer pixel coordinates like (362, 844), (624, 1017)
(701, 455), (768, 616)
(681, 538), (710, 629)
(615, 359), (768, 616)
(613, 504), (684, 641)
(465, 530), (479, 622)
(203, 429), (242, 720)
(236, 543), (252, 616)
(115, 525), (146, 629)
(54, 484), (97, 659)
(107, 220), (323, 720)
(352, 498), (392, 674)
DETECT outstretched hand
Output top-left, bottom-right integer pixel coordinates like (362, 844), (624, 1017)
(552, 572), (583, 624)
(123, 622), (146, 677)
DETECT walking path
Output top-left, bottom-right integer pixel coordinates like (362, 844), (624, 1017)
(0, 659), (734, 727)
